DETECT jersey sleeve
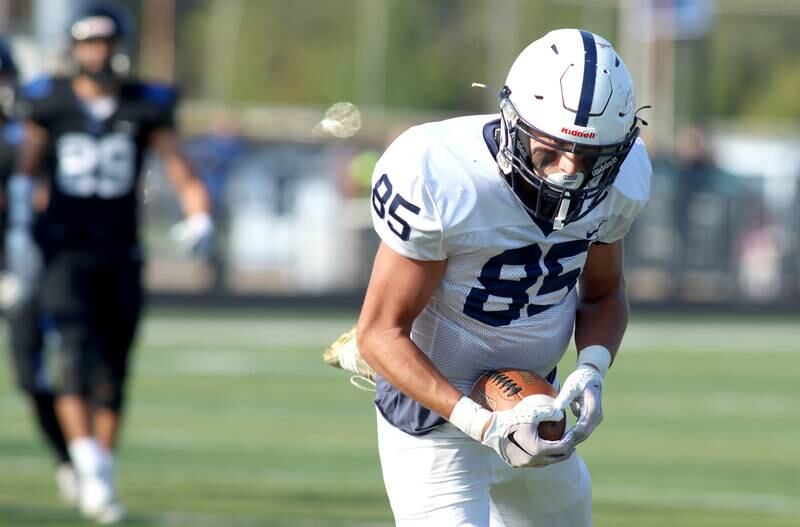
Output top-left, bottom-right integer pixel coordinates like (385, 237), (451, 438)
(598, 138), (652, 244)
(15, 76), (57, 127)
(369, 127), (446, 261)
(135, 82), (179, 130)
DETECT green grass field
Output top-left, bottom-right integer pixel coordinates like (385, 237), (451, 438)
(1, 310), (799, 526)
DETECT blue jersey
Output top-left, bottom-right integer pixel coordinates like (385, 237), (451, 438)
(19, 76), (177, 254)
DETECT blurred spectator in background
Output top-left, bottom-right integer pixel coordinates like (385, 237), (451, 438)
(183, 110), (248, 213)
(182, 111), (248, 291)
(737, 213), (783, 302)
(340, 126), (408, 200)
(342, 147), (379, 199)
(5, 4), (215, 523)
(641, 125), (753, 302)
(0, 35), (77, 507)
(792, 174), (800, 299)
(672, 125), (740, 297)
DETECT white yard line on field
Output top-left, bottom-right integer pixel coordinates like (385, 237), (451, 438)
(2, 456), (799, 521)
(136, 316), (800, 353)
(138, 317), (354, 348)
(2, 486), (798, 527)
(622, 321), (799, 353)
(135, 349), (340, 377)
(133, 512), (390, 527)
(138, 485), (800, 524)
(594, 484), (800, 515)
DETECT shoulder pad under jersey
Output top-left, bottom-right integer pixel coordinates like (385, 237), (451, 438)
(598, 138), (652, 243)
(2, 121), (24, 145)
(21, 75), (54, 100)
(142, 82), (178, 107)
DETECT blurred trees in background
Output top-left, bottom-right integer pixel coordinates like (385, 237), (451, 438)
(177, 0), (359, 105)
(159, 0), (800, 127)
(711, 12), (800, 123)
(3, 0), (797, 124)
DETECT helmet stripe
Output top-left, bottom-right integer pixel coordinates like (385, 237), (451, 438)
(574, 30), (597, 127)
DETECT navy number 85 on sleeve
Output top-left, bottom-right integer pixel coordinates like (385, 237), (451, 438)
(371, 174), (421, 241)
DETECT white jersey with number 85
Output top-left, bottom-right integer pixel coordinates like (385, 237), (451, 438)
(370, 114), (650, 400)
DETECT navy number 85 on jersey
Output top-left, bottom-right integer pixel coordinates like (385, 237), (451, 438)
(464, 239), (590, 327)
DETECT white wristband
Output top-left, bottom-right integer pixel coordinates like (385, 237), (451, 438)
(185, 212), (212, 229)
(7, 174), (34, 226)
(577, 345), (612, 377)
(448, 396), (492, 442)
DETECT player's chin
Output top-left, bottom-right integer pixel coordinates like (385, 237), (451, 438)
(77, 60), (107, 74)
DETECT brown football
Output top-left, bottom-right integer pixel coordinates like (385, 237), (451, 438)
(470, 369), (566, 441)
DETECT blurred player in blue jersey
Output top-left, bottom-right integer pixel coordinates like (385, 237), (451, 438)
(0, 35), (81, 506)
(6, 4), (215, 523)
(325, 29), (651, 525)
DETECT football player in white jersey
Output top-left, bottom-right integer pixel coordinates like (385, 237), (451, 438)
(325, 28), (651, 526)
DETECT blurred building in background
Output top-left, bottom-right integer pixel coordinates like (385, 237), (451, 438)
(2, 0), (798, 308)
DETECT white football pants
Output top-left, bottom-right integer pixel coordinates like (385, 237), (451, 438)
(377, 410), (592, 526)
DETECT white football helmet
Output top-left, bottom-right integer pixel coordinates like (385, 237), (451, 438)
(497, 28), (644, 229)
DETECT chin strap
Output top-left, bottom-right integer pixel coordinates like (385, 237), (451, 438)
(547, 171), (584, 230)
(553, 198), (569, 230)
(79, 63), (118, 87)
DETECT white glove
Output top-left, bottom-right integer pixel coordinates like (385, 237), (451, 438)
(2, 174), (41, 311)
(170, 212), (215, 258)
(552, 345), (612, 447)
(449, 395), (572, 468)
(565, 383), (603, 446)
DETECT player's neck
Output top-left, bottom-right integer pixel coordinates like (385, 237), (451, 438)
(72, 75), (118, 100)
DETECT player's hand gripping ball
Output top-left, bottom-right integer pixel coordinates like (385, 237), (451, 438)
(470, 369), (566, 440)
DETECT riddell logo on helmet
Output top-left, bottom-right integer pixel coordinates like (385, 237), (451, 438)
(561, 127), (596, 139)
